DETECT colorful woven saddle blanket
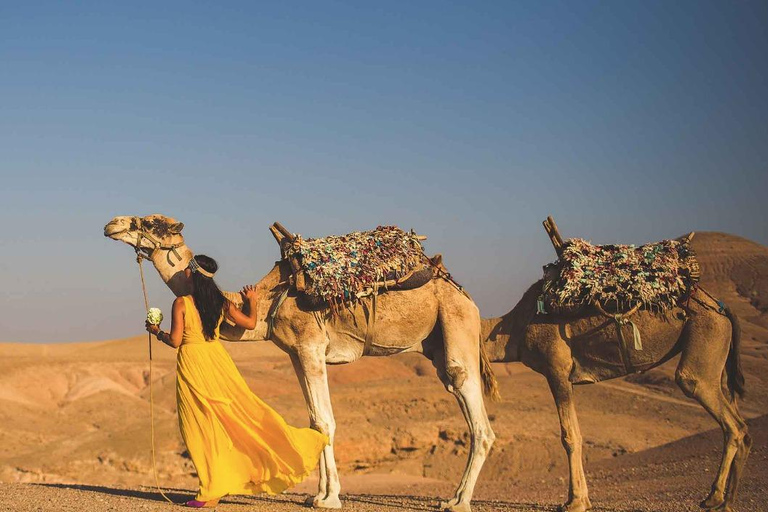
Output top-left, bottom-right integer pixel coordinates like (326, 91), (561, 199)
(285, 226), (429, 305)
(541, 237), (700, 314)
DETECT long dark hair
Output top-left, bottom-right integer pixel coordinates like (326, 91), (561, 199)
(190, 255), (226, 341)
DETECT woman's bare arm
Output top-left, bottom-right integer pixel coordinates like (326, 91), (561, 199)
(146, 296), (185, 348)
(166, 296), (185, 347)
(225, 285), (259, 330)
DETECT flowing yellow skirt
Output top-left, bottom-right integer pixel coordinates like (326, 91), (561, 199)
(176, 340), (328, 501)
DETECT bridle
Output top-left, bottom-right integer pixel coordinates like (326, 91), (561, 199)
(112, 225), (185, 267)
(135, 229), (185, 265)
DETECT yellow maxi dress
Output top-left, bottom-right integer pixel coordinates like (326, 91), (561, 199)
(176, 295), (328, 502)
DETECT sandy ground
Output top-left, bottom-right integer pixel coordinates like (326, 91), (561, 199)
(1, 232), (767, 511)
(0, 483), (544, 512)
(3, 420), (767, 512)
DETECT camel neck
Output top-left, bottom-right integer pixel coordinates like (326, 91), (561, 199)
(149, 245), (194, 296)
(481, 314), (520, 362)
(481, 280), (544, 362)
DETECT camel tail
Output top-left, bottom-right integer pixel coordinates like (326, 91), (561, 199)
(479, 338), (501, 402)
(724, 304), (746, 400)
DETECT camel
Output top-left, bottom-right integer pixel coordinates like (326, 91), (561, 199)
(104, 213), (499, 512)
(481, 274), (750, 511)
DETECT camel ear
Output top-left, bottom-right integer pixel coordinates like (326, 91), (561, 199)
(170, 222), (184, 234)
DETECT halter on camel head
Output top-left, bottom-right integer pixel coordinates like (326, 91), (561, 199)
(110, 216), (186, 266)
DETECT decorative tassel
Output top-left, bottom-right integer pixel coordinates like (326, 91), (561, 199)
(537, 296), (547, 315)
(631, 321), (642, 350)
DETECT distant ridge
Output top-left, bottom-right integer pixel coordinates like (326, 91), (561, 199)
(691, 232), (768, 313)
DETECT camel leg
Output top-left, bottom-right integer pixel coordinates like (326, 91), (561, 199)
(442, 386), (472, 505)
(449, 379), (495, 512)
(724, 399), (752, 508)
(547, 372), (591, 512)
(713, 369), (753, 507)
(314, 451), (328, 505)
(290, 348), (342, 509)
(676, 360), (747, 511)
(436, 314), (495, 512)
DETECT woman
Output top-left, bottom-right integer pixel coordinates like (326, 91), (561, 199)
(145, 254), (328, 508)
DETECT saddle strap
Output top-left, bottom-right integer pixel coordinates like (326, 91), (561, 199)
(266, 288), (290, 340)
(614, 319), (635, 374)
(363, 292), (377, 355)
(593, 301), (643, 374)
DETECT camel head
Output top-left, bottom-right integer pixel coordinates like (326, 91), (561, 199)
(104, 214), (185, 256)
(104, 214), (192, 295)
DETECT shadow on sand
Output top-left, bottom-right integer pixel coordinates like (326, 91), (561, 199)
(33, 484), (313, 507)
(329, 493), (555, 511)
(33, 483), (191, 504)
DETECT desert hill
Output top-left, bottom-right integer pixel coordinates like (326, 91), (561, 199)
(0, 231), (766, 510)
(693, 232), (768, 314)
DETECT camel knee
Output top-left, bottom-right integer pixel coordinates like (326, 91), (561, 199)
(481, 426), (496, 453)
(726, 425), (747, 447)
(469, 426), (495, 459)
(311, 418), (336, 439)
(445, 365), (468, 392)
(742, 431), (752, 450)
(560, 428), (581, 453)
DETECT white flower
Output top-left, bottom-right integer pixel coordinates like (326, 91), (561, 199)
(146, 308), (164, 326)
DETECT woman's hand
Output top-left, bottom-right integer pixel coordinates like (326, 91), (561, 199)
(240, 284), (259, 302)
(228, 285), (259, 330)
(145, 320), (161, 336)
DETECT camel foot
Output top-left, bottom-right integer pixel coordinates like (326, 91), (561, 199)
(443, 502), (471, 512)
(439, 498), (458, 509)
(310, 495), (342, 509)
(700, 491), (725, 510)
(558, 497), (591, 512)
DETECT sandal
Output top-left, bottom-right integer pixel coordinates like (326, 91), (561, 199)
(184, 498), (220, 508)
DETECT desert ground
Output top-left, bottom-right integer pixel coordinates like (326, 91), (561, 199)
(0, 232), (766, 511)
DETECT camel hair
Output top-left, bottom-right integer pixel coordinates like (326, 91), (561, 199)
(104, 214), (499, 512)
(481, 272), (749, 512)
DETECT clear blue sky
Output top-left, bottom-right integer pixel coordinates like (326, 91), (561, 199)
(1, 1), (766, 342)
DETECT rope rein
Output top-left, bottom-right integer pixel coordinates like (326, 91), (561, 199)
(690, 285), (728, 315)
(135, 249), (175, 505)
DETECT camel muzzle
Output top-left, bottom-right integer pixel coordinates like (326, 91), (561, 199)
(104, 222), (127, 238)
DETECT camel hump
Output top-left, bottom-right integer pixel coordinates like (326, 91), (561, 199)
(541, 236), (700, 315)
(278, 225), (430, 313)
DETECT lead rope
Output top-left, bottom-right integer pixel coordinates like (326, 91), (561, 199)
(136, 251), (175, 505)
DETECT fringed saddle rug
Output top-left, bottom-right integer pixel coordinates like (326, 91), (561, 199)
(285, 226), (427, 309)
(542, 237), (700, 314)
